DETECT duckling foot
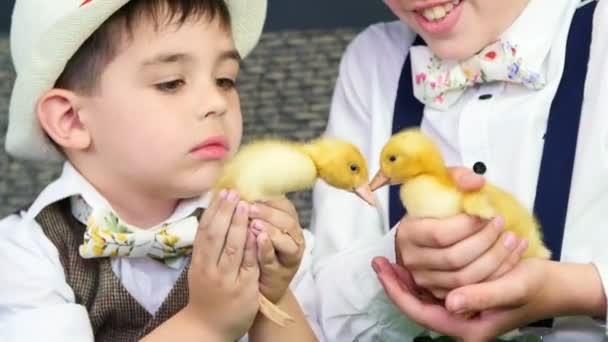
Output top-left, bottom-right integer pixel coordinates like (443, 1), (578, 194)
(462, 193), (496, 220)
(258, 292), (295, 327)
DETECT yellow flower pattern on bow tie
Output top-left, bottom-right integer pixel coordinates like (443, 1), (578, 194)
(79, 212), (137, 258)
(79, 207), (199, 269)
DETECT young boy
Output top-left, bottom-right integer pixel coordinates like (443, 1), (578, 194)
(310, 0), (608, 341)
(0, 0), (319, 341)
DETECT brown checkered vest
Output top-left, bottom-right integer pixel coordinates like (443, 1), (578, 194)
(35, 200), (190, 342)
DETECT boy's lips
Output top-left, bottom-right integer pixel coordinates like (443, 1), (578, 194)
(190, 136), (229, 160)
(410, 0), (457, 11)
(413, 0), (464, 35)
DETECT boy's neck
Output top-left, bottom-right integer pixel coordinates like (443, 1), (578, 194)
(70, 162), (181, 229)
(103, 191), (180, 229)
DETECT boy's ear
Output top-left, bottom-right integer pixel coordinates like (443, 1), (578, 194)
(37, 89), (92, 152)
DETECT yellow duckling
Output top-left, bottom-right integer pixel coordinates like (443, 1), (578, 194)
(215, 136), (376, 327)
(216, 137), (376, 205)
(369, 128), (550, 260)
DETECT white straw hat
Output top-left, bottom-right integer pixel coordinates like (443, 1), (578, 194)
(6, 0), (267, 161)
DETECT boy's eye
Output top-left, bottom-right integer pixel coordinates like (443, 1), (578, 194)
(217, 78), (236, 90)
(155, 79), (185, 93)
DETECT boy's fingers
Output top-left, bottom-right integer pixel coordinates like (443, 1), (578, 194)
(373, 257), (425, 313)
(445, 274), (528, 314)
(192, 190), (232, 268)
(488, 239), (528, 281)
(257, 233), (278, 267)
(447, 167), (485, 192)
(373, 258), (471, 337)
(218, 201), (250, 279)
(240, 230), (259, 280)
(196, 189), (225, 229)
(403, 214), (485, 248)
(413, 231), (517, 289)
(203, 191), (240, 269)
(409, 216), (505, 271)
(250, 203), (304, 245)
(251, 220), (301, 258)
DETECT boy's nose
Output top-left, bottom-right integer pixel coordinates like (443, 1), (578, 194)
(200, 85), (228, 119)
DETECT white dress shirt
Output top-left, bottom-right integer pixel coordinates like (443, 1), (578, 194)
(310, 0), (608, 341)
(0, 163), (323, 341)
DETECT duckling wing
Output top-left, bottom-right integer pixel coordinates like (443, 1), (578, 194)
(401, 175), (463, 218)
(474, 183), (550, 259)
(217, 141), (318, 202)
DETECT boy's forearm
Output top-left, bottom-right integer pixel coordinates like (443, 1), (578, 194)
(248, 290), (318, 342)
(141, 307), (229, 342)
(540, 262), (606, 319)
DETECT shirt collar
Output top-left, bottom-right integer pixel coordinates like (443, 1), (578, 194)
(499, 0), (578, 74)
(26, 162), (210, 228)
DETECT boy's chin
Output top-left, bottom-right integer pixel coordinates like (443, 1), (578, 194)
(426, 39), (486, 61)
(173, 182), (217, 200)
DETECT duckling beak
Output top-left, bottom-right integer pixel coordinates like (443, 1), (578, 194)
(370, 170), (391, 191)
(354, 184), (377, 207)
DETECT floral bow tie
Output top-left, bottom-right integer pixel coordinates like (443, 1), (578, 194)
(73, 197), (202, 269)
(411, 39), (545, 110)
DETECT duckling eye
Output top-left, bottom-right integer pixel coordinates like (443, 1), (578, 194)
(349, 164), (360, 173)
(388, 155), (397, 163)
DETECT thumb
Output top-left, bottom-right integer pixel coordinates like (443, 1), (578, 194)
(445, 276), (528, 314)
(448, 167), (485, 192)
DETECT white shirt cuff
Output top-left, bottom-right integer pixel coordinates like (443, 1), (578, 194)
(0, 304), (93, 342)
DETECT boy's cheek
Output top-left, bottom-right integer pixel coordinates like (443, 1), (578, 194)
(225, 118), (243, 156)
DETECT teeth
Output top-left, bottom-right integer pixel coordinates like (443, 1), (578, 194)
(421, 0), (461, 22)
(423, 8), (436, 20)
(433, 6), (446, 18)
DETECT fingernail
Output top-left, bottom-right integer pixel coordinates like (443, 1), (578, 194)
(227, 191), (238, 202)
(448, 294), (465, 312)
(238, 201), (249, 214)
(372, 260), (381, 274)
(219, 189), (228, 199)
(517, 239), (529, 254)
(253, 220), (265, 231)
(493, 216), (504, 229)
(503, 233), (516, 249)
(250, 205), (259, 216)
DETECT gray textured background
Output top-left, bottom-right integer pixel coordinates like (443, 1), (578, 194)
(0, 1), (395, 227)
(0, 28), (367, 227)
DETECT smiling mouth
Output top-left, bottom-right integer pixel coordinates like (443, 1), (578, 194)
(416, 0), (462, 22)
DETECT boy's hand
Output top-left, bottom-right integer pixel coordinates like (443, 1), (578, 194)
(394, 167), (526, 298)
(373, 257), (551, 342)
(185, 190), (260, 341)
(375, 256), (606, 342)
(249, 197), (305, 303)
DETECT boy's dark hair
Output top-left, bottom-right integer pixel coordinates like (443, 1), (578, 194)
(55, 0), (231, 94)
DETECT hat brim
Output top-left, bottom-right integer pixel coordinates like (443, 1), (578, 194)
(6, 0), (267, 161)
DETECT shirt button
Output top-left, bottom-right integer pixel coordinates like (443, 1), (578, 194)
(478, 94), (493, 100)
(473, 161), (487, 175)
